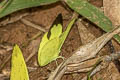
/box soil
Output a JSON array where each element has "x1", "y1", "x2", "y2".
[{"x1": 0, "y1": 0, "x2": 120, "y2": 80}]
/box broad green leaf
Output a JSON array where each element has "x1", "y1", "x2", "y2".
[
  {"x1": 66, "y1": 0, "x2": 120, "y2": 43},
  {"x1": 0, "y1": 0, "x2": 59, "y2": 18},
  {"x1": 10, "y1": 45, "x2": 29, "y2": 80},
  {"x1": 38, "y1": 19, "x2": 76, "y2": 66}
]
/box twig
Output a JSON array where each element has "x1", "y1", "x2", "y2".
[
  {"x1": 20, "y1": 18, "x2": 47, "y2": 32},
  {"x1": 81, "y1": 61, "x2": 108, "y2": 80},
  {"x1": 0, "y1": 73, "x2": 9, "y2": 80},
  {"x1": 1, "y1": 66, "x2": 37, "y2": 78},
  {"x1": 25, "y1": 39, "x2": 40, "y2": 62},
  {"x1": 107, "y1": 40, "x2": 120, "y2": 72},
  {"x1": 82, "y1": 51, "x2": 120, "y2": 80},
  {"x1": 20, "y1": 18, "x2": 47, "y2": 47},
  {"x1": 0, "y1": 43, "x2": 13, "y2": 72},
  {"x1": 29, "y1": 31, "x2": 42, "y2": 41},
  {"x1": 0, "y1": 13, "x2": 29, "y2": 26}
]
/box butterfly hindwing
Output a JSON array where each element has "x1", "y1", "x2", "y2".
[
  {"x1": 38, "y1": 38, "x2": 60, "y2": 66},
  {"x1": 39, "y1": 32, "x2": 49, "y2": 52}
]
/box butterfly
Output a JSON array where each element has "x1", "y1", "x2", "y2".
[{"x1": 38, "y1": 14, "x2": 76, "y2": 66}]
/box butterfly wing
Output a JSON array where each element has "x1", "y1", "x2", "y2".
[
  {"x1": 10, "y1": 45, "x2": 29, "y2": 80},
  {"x1": 58, "y1": 18, "x2": 76, "y2": 50},
  {"x1": 49, "y1": 24, "x2": 62, "y2": 39},
  {"x1": 38, "y1": 38, "x2": 60, "y2": 66},
  {"x1": 47, "y1": 13, "x2": 63, "y2": 39},
  {"x1": 39, "y1": 24, "x2": 62, "y2": 53},
  {"x1": 38, "y1": 23, "x2": 62, "y2": 66}
]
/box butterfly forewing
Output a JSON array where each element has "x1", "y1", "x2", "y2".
[
  {"x1": 49, "y1": 24, "x2": 62, "y2": 40},
  {"x1": 58, "y1": 18, "x2": 76, "y2": 49},
  {"x1": 47, "y1": 13, "x2": 63, "y2": 39},
  {"x1": 10, "y1": 45, "x2": 29, "y2": 80}
]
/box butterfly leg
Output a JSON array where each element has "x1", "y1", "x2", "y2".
[
  {"x1": 58, "y1": 56, "x2": 65, "y2": 61},
  {"x1": 55, "y1": 60, "x2": 59, "y2": 66},
  {"x1": 54, "y1": 56, "x2": 65, "y2": 66}
]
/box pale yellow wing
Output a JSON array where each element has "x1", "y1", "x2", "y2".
[{"x1": 10, "y1": 45, "x2": 29, "y2": 80}]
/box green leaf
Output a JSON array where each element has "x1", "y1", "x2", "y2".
[
  {"x1": 66, "y1": 0, "x2": 120, "y2": 43},
  {"x1": 10, "y1": 45, "x2": 29, "y2": 80},
  {"x1": 0, "y1": 0, "x2": 59, "y2": 18},
  {"x1": 38, "y1": 19, "x2": 76, "y2": 66}
]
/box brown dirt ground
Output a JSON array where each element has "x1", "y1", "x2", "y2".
[{"x1": 0, "y1": 0, "x2": 120, "y2": 80}]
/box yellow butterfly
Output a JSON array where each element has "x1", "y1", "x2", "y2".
[{"x1": 38, "y1": 18, "x2": 76, "y2": 66}]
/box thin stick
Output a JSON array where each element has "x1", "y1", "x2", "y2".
[{"x1": 21, "y1": 18, "x2": 47, "y2": 32}]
